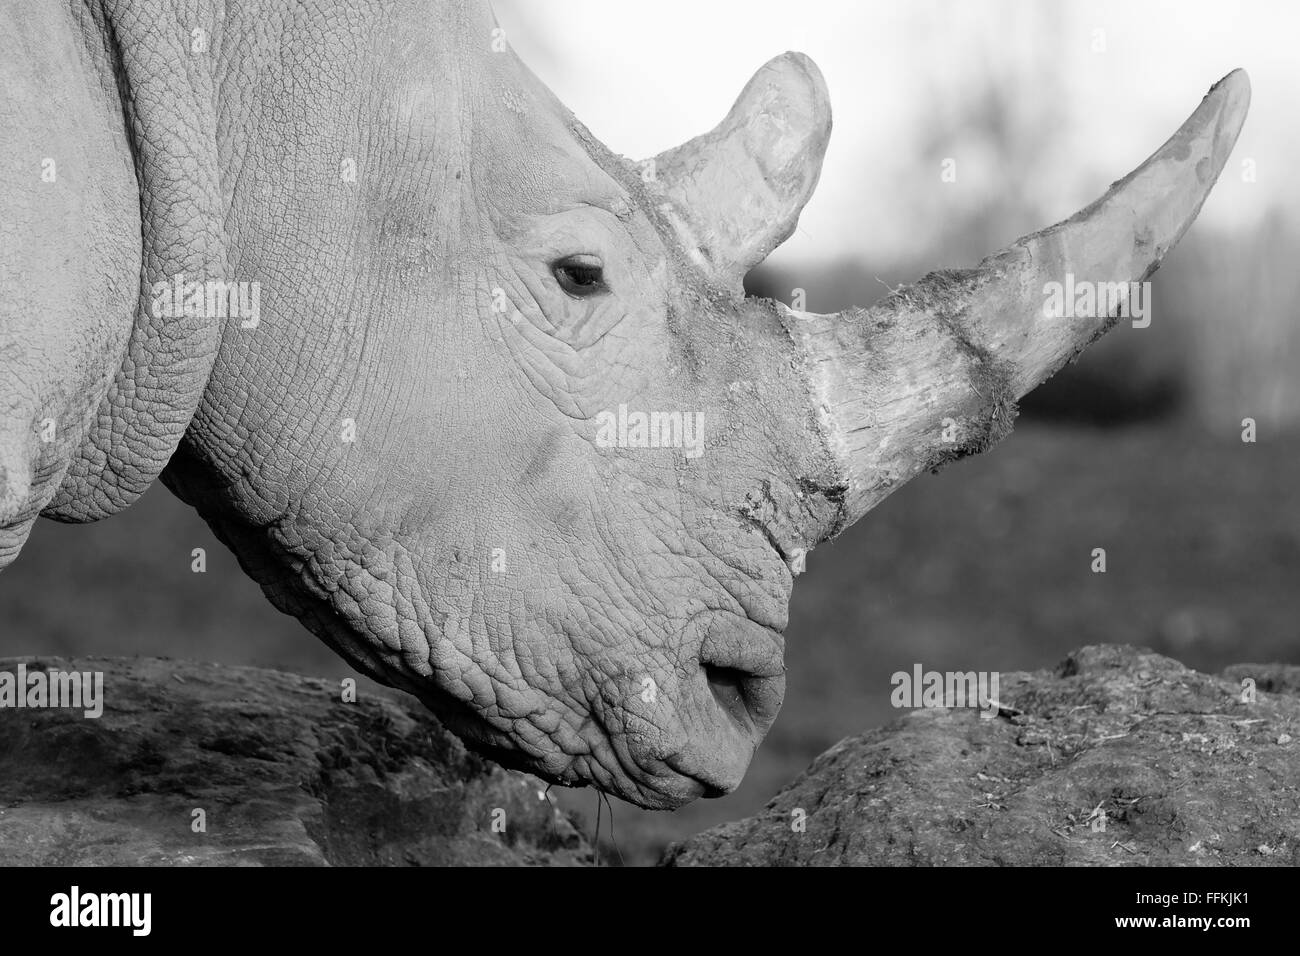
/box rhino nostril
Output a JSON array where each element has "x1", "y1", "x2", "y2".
[
  {"x1": 698, "y1": 618, "x2": 787, "y2": 737},
  {"x1": 704, "y1": 663, "x2": 753, "y2": 730}
]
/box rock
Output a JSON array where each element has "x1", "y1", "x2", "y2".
[
  {"x1": 663, "y1": 645, "x2": 1300, "y2": 866},
  {"x1": 1223, "y1": 661, "x2": 1300, "y2": 698},
  {"x1": 0, "y1": 656, "x2": 591, "y2": 865}
]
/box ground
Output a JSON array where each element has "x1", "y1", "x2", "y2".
[{"x1": 664, "y1": 645, "x2": 1300, "y2": 866}]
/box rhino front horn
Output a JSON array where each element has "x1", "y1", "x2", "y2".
[
  {"x1": 644, "y1": 52, "x2": 832, "y2": 286},
  {"x1": 783, "y1": 69, "x2": 1250, "y2": 532}
]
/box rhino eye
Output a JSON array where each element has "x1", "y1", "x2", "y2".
[{"x1": 553, "y1": 255, "x2": 606, "y2": 297}]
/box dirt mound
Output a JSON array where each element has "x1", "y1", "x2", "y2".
[
  {"x1": 664, "y1": 645, "x2": 1300, "y2": 866},
  {"x1": 0, "y1": 656, "x2": 590, "y2": 865}
]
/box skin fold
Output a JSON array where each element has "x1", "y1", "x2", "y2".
[{"x1": 0, "y1": 0, "x2": 1248, "y2": 809}]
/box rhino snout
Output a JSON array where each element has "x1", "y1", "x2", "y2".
[{"x1": 658, "y1": 617, "x2": 786, "y2": 800}]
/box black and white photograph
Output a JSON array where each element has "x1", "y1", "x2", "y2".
[{"x1": 0, "y1": 0, "x2": 1295, "y2": 928}]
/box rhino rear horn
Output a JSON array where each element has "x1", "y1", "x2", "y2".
[
  {"x1": 783, "y1": 69, "x2": 1251, "y2": 531},
  {"x1": 645, "y1": 52, "x2": 832, "y2": 286}
]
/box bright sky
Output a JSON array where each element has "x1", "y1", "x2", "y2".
[{"x1": 495, "y1": 0, "x2": 1296, "y2": 270}]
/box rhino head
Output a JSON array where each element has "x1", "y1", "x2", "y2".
[{"x1": 2, "y1": 1, "x2": 1248, "y2": 808}]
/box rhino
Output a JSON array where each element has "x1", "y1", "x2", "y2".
[{"x1": 0, "y1": 0, "x2": 1249, "y2": 809}]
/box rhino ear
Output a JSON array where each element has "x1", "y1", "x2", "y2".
[{"x1": 645, "y1": 52, "x2": 832, "y2": 287}]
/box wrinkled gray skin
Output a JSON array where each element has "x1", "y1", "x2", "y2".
[{"x1": 0, "y1": 0, "x2": 1248, "y2": 808}]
